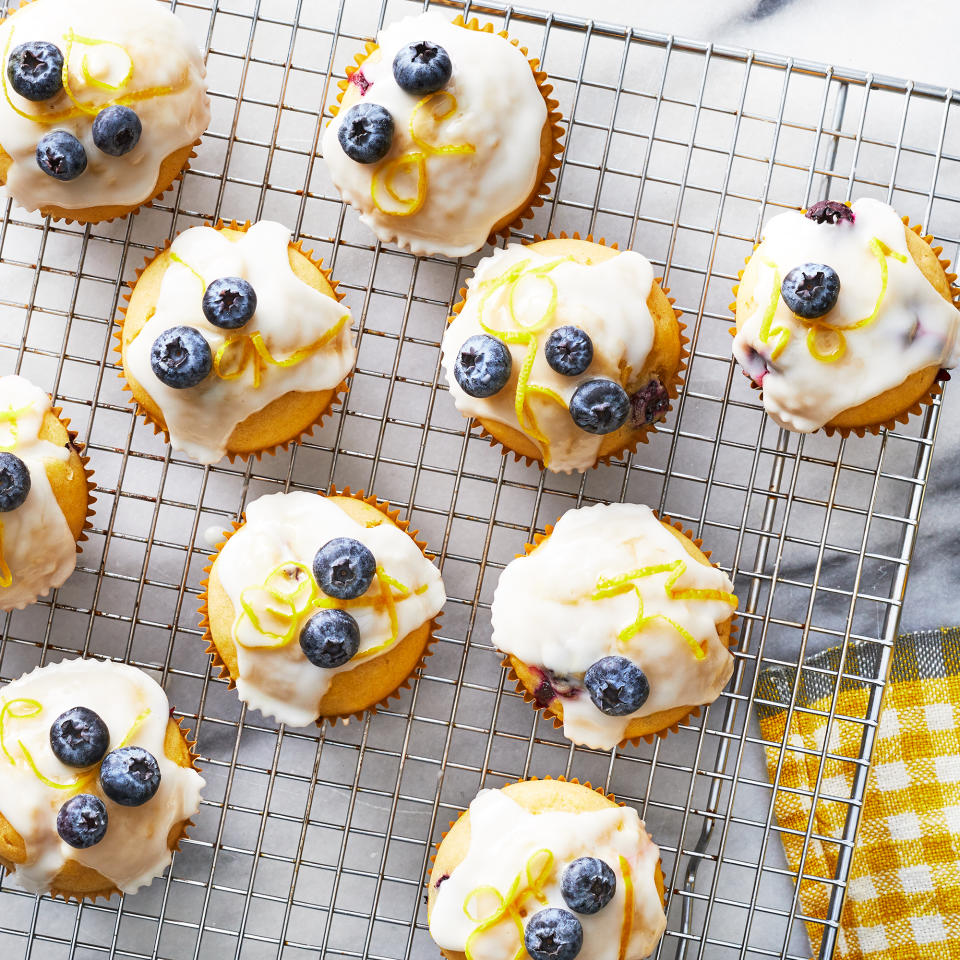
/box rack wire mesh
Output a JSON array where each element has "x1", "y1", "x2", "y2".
[{"x1": 0, "y1": 0, "x2": 956, "y2": 957}]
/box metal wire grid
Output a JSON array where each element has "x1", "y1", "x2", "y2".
[{"x1": 0, "y1": 0, "x2": 956, "y2": 957}]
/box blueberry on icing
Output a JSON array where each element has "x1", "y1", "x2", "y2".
[
  {"x1": 561, "y1": 856, "x2": 617, "y2": 915},
  {"x1": 35, "y1": 131, "x2": 87, "y2": 182},
  {"x1": 312, "y1": 537, "x2": 376, "y2": 600},
  {"x1": 0, "y1": 453, "x2": 31, "y2": 512},
  {"x1": 583, "y1": 655, "x2": 650, "y2": 717},
  {"x1": 544, "y1": 325, "x2": 594, "y2": 377},
  {"x1": 569, "y1": 379, "x2": 629, "y2": 435},
  {"x1": 454, "y1": 334, "x2": 512, "y2": 398},
  {"x1": 524, "y1": 907, "x2": 583, "y2": 960},
  {"x1": 99, "y1": 746, "x2": 162, "y2": 807},
  {"x1": 49, "y1": 706, "x2": 110, "y2": 768},
  {"x1": 299, "y1": 608, "x2": 361, "y2": 669},
  {"x1": 337, "y1": 102, "x2": 394, "y2": 164},
  {"x1": 202, "y1": 277, "x2": 258, "y2": 330},
  {"x1": 805, "y1": 200, "x2": 855, "y2": 225},
  {"x1": 150, "y1": 326, "x2": 213, "y2": 389},
  {"x1": 393, "y1": 41, "x2": 452, "y2": 95},
  {"x1": 56, "y1": 793, "x2": 108, "y2": 849},
  {"x1": 7, "y1": 41, "x2": 64, "y2": 102},
  {"x1": 780, "y1": 263, "x2": 841, "y2": 320},
  {"x1": 92, "y1": 106, "x2": 143, "y2": 157}
]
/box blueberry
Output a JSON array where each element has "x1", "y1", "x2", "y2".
[
  {"x1": 99, "y1": 746, "x2": 161, "y2": 807},
  {"x1": 49, "y1": 706, "x2": 110, "y2": 768},
  {"x1": 7, "y1": 41, "x2": 64, "y2": 102},
  {"x1": 629, "y1": 377, "x2": 670, "y2": 425},
  {"x1": 569, "y1": 379, "x2": 629, "y2": 435},
  {"x1": 36, "y1": 130, "x2": 87, "y2": 181},
  {"x1": 337, "y1": 102, "x2": 394, "y2": 164},
  {"x1": 524, "y1": 908, "x2": 583, "y2": 960},
  {"x1": 0, "y1": 453, "x2": 30, "y2": 512},
  {"x1": 453, "y1": 334, "x2": 512, "y2": 398},
  {"x1": 805, "y1": 200, "x2": 854, "y2": 226},
  {"x1": 392, "y1": 41, "x2": 452, "y2": 95},
  {"x1": 561, "y1": 857, "x2": 617, "y2": 914},
  {"x1": 545, "y1": 326, "x2": 593, "y2": 377},
  {"x1": 56, "y1": 794, "x2": 108, "y2": 849},
  {"x1": 202, "y1": 277, "x2": 257, "y2": 329},
  {"x1": 150, "y1": 326, "x2": 212, "y2": 389},
  {"x1": 313, "y1": 537, "x2": 377, "y2": 599},
  {"x1": 780, "y1": 263, "x2": 840, "y2": 319},
  {"x1": 92, "y1": 106, "x2": 142, "y2": 157},
  {"x1": 299, "y1": 609, "x2": 361, "y2": 669},
  {"x1": 584, "y1": 656, "x2": 649, "y2": 716}
]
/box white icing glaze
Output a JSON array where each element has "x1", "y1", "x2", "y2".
[
  {"x1": 124, "y1": 221, "x2": 357, "y2": 464},
  {"x1": 212, "y1": 491, "x2": 445, "y2": 727},
  {"x1": 732, "y1": 198, "x2": 960, "y2": 432},
  {"x1": 491, "y1": 503, "x2": 736, "y2": 750},
  {"x1": 0, "y1": 375, "x2": 78, "y2": 611},
  {"x1": 429, "y1": 788, "x2": 666, "y2": 960},
  {"x1": 0, "y1": 0, "x2": 209, "y2": 214},
  {"x1": 0, "y1": 658, "x2": 204, "y2": 895},
  {"x1": 441, "y1": 244, "x2": 657, "y2": 473},
  {"x1": 321, "y1": 13, "x2": 548, "y2": 257}
]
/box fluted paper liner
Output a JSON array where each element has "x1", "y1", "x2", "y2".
[
  {"x1": 426, "y1": 776, "x2": 667, "y2": 955},
  {"x1": 0, "y1": 0, "x2": 203, "y2": 225},
  {"x1": 499, "y1": 514, "x2": 738, "y2": 749},
  {"x1": 446, "y1": 232, "x2": 688, "y2": 471},
  {"x1": 114, "y1": 218, "x2": 352, "y2": 463},
  {"x1": 197, "y1": 485, "x2": 442, "y2": 728},
  {"x1": 328, "y1": 14, "x2": 565, "y2": 249},
  {"x1": 729, "y1": 206, "x2": 958, "y2": 438}
]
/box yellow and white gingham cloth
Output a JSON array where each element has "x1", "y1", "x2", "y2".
[{"x1": 756, "y1": 629, "x2": 960, "y2": 959}]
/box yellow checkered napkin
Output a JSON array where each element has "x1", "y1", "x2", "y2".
[{"x1": 756, "y1": 629, "x2": 960, "y2": 959}]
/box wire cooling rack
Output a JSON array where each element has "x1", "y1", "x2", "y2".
[{"x1": 0, "y1": 0, "x2": 957, "y2": 957}]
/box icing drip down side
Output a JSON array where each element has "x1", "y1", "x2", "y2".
[
  {"x1": 0, "y1": 658, "x2": 204, "y2": 895},
  {"x1": 441, "y1": 245, "x2": 658, "y2": 473},
  {"x1": 491, "y1": 503, "x2": 737, "y2": 750},
  {"x1": 321, "y1": 13, "x2": 547, "y2": 257},
  {"x1": 124, "y1": 221, "x2": 356, "y2": 464},
  {"x1": 0, "y1": 0, "x2": 210, "y2": 212},
  {"x1": 0, "y1": 375, "x2": 77, "y2": 611},
  {"x1": 732, "y1": 197, "x2": 960, "y2": 432},
  {"x1": 212, "y1": 492, "x2": 446, "y2": 727},
  {"x1": 429, "y1": 789, "x2": 666, "y2": 960}
]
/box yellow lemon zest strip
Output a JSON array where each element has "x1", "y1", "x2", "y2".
[
  {"x1": 832, "y1": 237, "x2": 908, "y2": 332},
  {"x1": 756, "y1": 257, "x2": 791, "y2": 361},
  {"x1": 592, "y1": 561, "x2": 738, "y2": 660},
  {"x1": 0, "y1": 401, "x2": 32, "y2": 452},
  {"x1": 0, "y1": 698, "x2": 41, "y2": 764},
  {"x1": 117, "y1": 708, "x2": 152, "y2": 748},
  {"x1": 168, "y1": 251, "x2": 206, "y2": 287},
  {"x1": 235, "y1": 562, "x2": 317, "y2": 650},
  {"x1": 805, "y1": 325, "x2": 846, "y2": 363},
  {"x1": 18, "y1": 740, "x2": 97, "y2": 790},
  {"x1": 0, "y1": 520, "x2": 12, "y2": 589},
  {"x1": 618, "y1": 855, "x2": 634, "y2": 960},
  {"x1": 463, "y1": 849, "x2": 554, "y2": 960},
  {"x1": 370, "y1": 91, "x2": 475, "y2": 217},
  {"x1": 73, "y1": 33, "x2": 135, "y2": 92}
]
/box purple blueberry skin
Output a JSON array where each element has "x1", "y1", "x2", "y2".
[
  {"x1": 805, "y1": 200, "x2": 854, "y2": 225},
  {"x1": 56, "y1": 793, "x2": 108, "y2": 849},
  {"x1": 629, "y1": 377, "x2": 670, "y2": 426},
  {"x1": 7, "y1": 41, "x2": 64, "y2": 101},
  {"x1": 99, "y1": 746, "x2": 162, "y2": 807},
  {"x1": 92, "y1": 105, "x2": 142, "y2": 157},
  {"x1": 0, "y1": 452, "x2": 31, "y2": 512},
  {"x1": 524, "y1": 907, "x2": 583, "y2": 960},
  {"x1": 392, "y1": 41, "x2": 452, "y2": 95},
  {"x1": 36, "y1": 130, "x2": 87, "y2": 181},
  {"x1": 49, "y1": 706, "x2": 110, "y2": 768},
  {"x1": 337, "y1": 102, "x2": 394, "y2": 164},
  {"x1": 780, "y1": 263, "x2": 841, "y2": 320}
]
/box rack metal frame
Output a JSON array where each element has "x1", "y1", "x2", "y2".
[{"x1": 0, "y1": 0, "x2": 956, "y2": 957}]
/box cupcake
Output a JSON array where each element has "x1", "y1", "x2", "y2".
[
  {"x1": 492, "y1": 503, "x2": 737, "y2": 750},
  {"x1": 200, "y1": 487, "x2": 446, "y2": 727},
  {"x1": 441, "y1": 236, "x2": 686, "y2": 473},
  {"x1": 322, "y1": 12, "x2": 563, "y2": 257},
  {"x1": 0, "y1": 374, "x2": 94, "y2": 611},
  {"x1": 0, "y1": 658, "x2": 204, "y2": 900},
  {"x1": 731, "y1": 198, "x2": 960, "y2": 434},
  {"x1": 428, "y1": 778, "x2": 666, "y2": 960},
  {"x1": 117, "y1": 219, "x2": 356, "y2": 465},
  {"x1": 0, "y1": 0, "x2": 209, "y2": 223}
]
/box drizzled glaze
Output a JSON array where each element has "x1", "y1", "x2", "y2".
[
  {"x1": 0, "y1": 658, "x2": 204, "y2": 895},
  {"x1": 0, "y1": 375, "x2": 77, "y2": 611},
  {"x1": 429, "y1": 789, "x2": 666, "y2": 960},
  {"x1": 123, "y1": 221, "x2": 356, "y2": 464},
  {"x1": 322, "y1": 13, "x2": 548, "y2": 257},
  {"x1": 732, "y1": 198, "x2": 960, "y2": 432},
  {"x1": 441, "y1": 244, "x2": 657, "y2": 473},
  {"x1": 211, "y1": 492, "x2": 445, "y2": 726},
  {"x1": 491, "y1": 503, "x2": 736, "y2": 750},
  {"x1": 0, "y1": 0, "x2": 209, "y2": 213}
]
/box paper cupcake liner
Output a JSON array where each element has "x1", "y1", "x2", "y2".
[
  {"x1": 729, "y1": 208, "x2": 957, "y2": 438},
  {"x1": 500, "y1": 514, "x2": 738, "y2": 749},
  {"x1": 428, "y1": 776, "x2": 667, "y2": 915},
  {"x1": 197, "y1": 484, "x2": 441, "y2": 728},
  {"x1": 448, "y1": 232, "x2": 688, "y2": 471},
  {"x1": 329, "y1": 15, "x2": 565, "y2": 249},
  {"x1": 114, "y1": 218, "x2": 352, "y2": 462}
]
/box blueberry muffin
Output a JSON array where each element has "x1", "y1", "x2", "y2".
[
  {"x1": 492, "y1": 502, "x2": 737, "y2": 749},
  {"x1": 732, "y1": 198, "x2": 959, "y2": 434},
  {"x1": 200, "y1": 488, "x2": 446, "y2": 726},
  {"x1": 118, "y1": 219, "x2": 356, "y2": 464},
  {"x1": 322, "y1": 11, "x2": 563, "y2": 257},
  {"x1": 441, "y1": 236, "x2": 686, "y2": 472},
  {"x1": 428, "y1": 778, "x2": 666, "y2": 960},
  {"x1": 0, "y1": 0, "x2": 209, "y2": 222},
  {"x1": 0, "y1": 658, "x2": 203, "y2": 899},
  {"x1": 0, "y1": 374, "x2": 94, "y2": 611}
]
